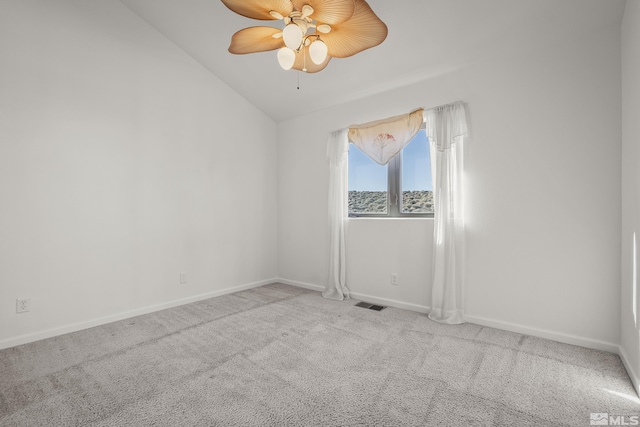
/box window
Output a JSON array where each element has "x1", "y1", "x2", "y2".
[{"x1": 348, "y1": 128, "x2": 433, "y2": 217}]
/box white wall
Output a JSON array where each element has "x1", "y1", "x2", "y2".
[
  {"x1": 0, "y1": 0, "x2": 278, "y2": 348},
  {"x1": 621, "y1": 0, "x2": 640, "y2": 393},
  {"x1": 0, "y1": 0, "x2": 625, "y2": 357},
  {"x1": 278, "y1": 21, "x2": 621, "y2": 350}
]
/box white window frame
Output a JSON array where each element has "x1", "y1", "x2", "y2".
[{"x1": 349, "y1": 125, "x2": 433, "y2": 218}]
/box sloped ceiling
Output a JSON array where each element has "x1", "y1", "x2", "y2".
[{"x1": 119, "y1": 0, "x2": 626, "y2": 122}]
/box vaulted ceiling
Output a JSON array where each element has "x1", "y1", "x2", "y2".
[{"x1": 119, "y1": 0, "x2": 626, "y2": 122}]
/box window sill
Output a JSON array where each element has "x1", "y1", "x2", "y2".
[{"x1": 348, "y1": 216, "x2": 434, "y2": 221}]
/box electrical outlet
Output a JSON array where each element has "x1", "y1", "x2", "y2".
[
  {"x1": 16, "y1": 298, "x2": 30, "y2": 313},
  {"x1": 391, "y1": 273, "x2": 398, "y2": 286},
  {"x1": 180, "y1": 272, "x2": 187, "y2": 284}
]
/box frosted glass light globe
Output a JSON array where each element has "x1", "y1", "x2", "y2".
[
  {"x1": 277, "y1": 47, "x2": 296, "y2": 70},
  {"x1": 283, "y1": 24, "x2": 303, "y2": 50},
  {"x1": 309, "y1": 40, "x2": 328, "y2": 65}
]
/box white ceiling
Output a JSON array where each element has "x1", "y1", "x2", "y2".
[{"x1": 119, "y1": 0, "x2": 626, "y2": 122}]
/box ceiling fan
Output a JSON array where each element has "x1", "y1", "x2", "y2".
[{"x1": 220, "y1": 0, "x2": 388, "y2": 73}]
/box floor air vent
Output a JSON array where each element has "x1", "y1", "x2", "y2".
[{"x1": 355, "y1": 301, "x2": 386, "y2": 311}]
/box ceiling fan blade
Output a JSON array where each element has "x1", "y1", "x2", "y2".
[
  {"x1": 220, "y1": 0, "x2": 293, "y2": 20},
  {"x1": 291, "y1": 46, "x2": 332, "y2": 73},
  {"x1": 229, "y1": 27, "x2": 285, "y2": 54},
  {"x1": 291, "y1": 0, "x2": 355, "y2": 25},
  {"x1": 320, "y1": 0, "x2": 387, "y2": 58}
]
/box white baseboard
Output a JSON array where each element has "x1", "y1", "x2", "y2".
[
  {"x1": 275, "y1": 278, "x2": 430, "y2": 313},
  {"x1": 282, "y1": 276, "x2": 635, "y2": 394},
  {"x1": 0, "y1": 278, "x2": 276, "y2": 350},
  {"x1": 278, "y1": 278, "x2": 619, "y2": 353},
  {"x1": 618, "y1": 345, "x2": 640, "y2": 396},
  {"x1": 5, "y1": 275, "x2": 625, "y2": 376},
  {"x1": 464, "y1": 314, "x2": 620, "y2": 354},
  {"x1": 349, "y1": 291, "x2": 430, "y2": 313},
  {"x1": 275, "y1": 278, "x2": 324, "y2": 292}
]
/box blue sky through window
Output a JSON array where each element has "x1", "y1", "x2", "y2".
[{"x1": 348, "y1": 129, "x2": 432, "y2": 191}]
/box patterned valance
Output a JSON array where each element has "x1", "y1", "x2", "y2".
[{"x1": 348, "y1": 108, "x2": 424, "y2": 165}]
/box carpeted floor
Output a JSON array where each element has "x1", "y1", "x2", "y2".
[{"x1": 0, "y1": 283, "x2": 638, "y2": 426}]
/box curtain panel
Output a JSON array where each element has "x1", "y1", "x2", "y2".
[
  {"x1": 324, "y1": 129, "x2": 350, "y2": 301},
  {"x1": 426, "y1": 101, "x2": 468, "y2": 324}
]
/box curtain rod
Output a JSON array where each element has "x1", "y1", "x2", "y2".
[
  {"x1": 425, "y1": 100, "x2": 465, "y2": 112},
  {"x1": 330, "y1": 101, "x2": 465, "y2": 134}
]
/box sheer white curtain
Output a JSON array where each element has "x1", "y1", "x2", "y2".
[
  {"x1": 425, "y1": 102, "x2": 468, "y2": 324},
  {"x1": 324, "y1": 129, "x2": 350, "y2": 300}
]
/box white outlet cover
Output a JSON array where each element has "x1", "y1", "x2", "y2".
[{"x1": 16, "y1": 298, "x2": 30, "y2": 313}]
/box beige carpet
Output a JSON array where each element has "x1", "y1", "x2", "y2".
[{"x1": 0, "y1": 283, "x2": 638, "y2": 426}]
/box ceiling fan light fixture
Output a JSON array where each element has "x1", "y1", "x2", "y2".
[
  {"x1": 283, "y1": 23, "x2": 304, "y2": 50},
  {"x1": 301, "y1": 5, "x2": 314, "y2": 17},
  {"x1": 222, "y1": 0, "x2": 387, "y2": 74},
  {"x1": 277, "y1": 46, "x2": 296, "y2": 70},
  {"x1": 309, "y1": 39, "x2": 328, "y2": 64}
]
